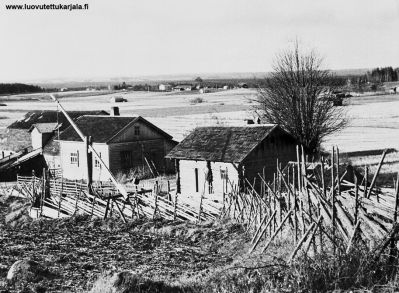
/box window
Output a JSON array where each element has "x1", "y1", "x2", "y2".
[
  {"x1": 134, "y1": 126, "x2": 140, "y2": 136},
  {"x1": 220, "y1": 169, "x2": 228, "y2": 180},
  {"x1": 120, "y1": 150, "x2": 133, "y2": 170},
  {"x1": 70, "y1": 151, "x2": 79, "y2": 165},
  {"x1": 208, "y1": 182, "x2": 214, "y2": 194},
  {"x1": 94, "y1": 153, "x2": 102, "y2": 169},
  {"x1": 194, "y1": 168, "x2": 199, "y2": 193}
]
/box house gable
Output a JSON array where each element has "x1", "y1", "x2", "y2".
[{"x1": 108, "y1": 117, "x2": 173, "y2": 144}]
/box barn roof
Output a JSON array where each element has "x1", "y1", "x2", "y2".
[
  {"x1": 58, "y1": 115, "x2": 173, "y2": 143},
  {"x1": 166, "y1": 125, "x2": 283, "y2": 163},
  {"x1": 8, "y1": 110, "x2": 108, "y2": 130}
]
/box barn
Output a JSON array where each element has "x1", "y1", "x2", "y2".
[
  {"x1": 57, "y1": 115, "x2": 177, "y2": 181},
  {"x1": 166, "y1": 125, "x2": 298, "y2": 197}
]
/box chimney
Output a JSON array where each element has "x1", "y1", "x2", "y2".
[{"x1": 110, "y1": 106, "x2": 120, "y2": 116}]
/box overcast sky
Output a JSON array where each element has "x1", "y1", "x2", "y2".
[{"x1": 1, "y1": 0, "x2": 399, "y2": 82}]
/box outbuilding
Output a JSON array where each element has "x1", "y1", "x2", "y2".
[{"x1": 166, "y1": 125, "x2": 298, "y2": 197}]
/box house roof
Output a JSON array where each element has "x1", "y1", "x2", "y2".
[
  {"x1": 29, "y1": 123, "x2": 59, "y2": 134},
  {"x1": 0, "y1": 110, "x2": 108, "y2": 152},
  {"x1": 8, "y1": 110, "x2": 108, "y2": 130},
  {"x1": 166, "y1": 125, "x2": 282, "y2": 163},
  {"x1": 58, "y1": 115, "x2": 173, "y2": 143}
]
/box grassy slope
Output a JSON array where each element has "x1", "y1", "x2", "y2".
[
  {"x1": 2, "y1": 194, "x2": 399, "y2": 293},
  {"x1": 0, "y1": 196, "x2": 249, "y2": 292}
]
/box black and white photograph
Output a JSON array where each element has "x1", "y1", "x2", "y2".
[{"x1": 1, "y1": 0, "x2": 399, "y2": 292}]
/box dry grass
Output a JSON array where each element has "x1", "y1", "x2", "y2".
[
  {"x1": 89, "y1": 233, "x2": 399, "y2": 293},
  {"x1": 341, "y1": 150, "x2": 399, "y2": 187},
  {"x1": 115, "y1": 166, "x2": 154, "y2": 184}
]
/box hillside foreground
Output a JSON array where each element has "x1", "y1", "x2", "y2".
[{"x1": 2, "y1": 190, "x2": 399, "y2": 293}]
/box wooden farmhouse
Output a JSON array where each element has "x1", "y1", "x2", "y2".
[
  {"x1": 57, "y1": 115, "x2": 177, "y2": 181},
  {"x1": 166, "y1": 125, "x2": 298, "y2": 197}
]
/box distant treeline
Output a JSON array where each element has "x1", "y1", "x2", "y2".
[
  {"x1": 0, "y1": 83, "x2": 43, "y2": 95},
  {"x1": 366, "y1": 67, "x2": 399, "y2": 83}
]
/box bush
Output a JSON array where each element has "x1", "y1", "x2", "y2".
[
  {"x1": 189, "y1": 97, "x2": 204, "y2": 105},
  {"x1": 116, "y1": 166, "x2": 154, "y2": 184}
]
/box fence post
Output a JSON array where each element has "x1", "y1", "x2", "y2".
[
  {"x1": 173, "y1": 193, "x2": 178, "y2": 220},
  {"x1": 40, "y1": 168, "x2": 46, "y2": 217},
  {"x1": 32, "y1": 170, "x2": 35, "y2": 200},
  {"x1": 331, "y1": 147, "x2": 336, "y2": 254},
  {"x1": 57, "y1": 178, "x2": 63, "y2": 218},
  {"x1": 389, "y1": 175, "x2": 399, "y2": 266},
  {"x1": 153, "y1": 191, "x2": 159, "y2": 220}
]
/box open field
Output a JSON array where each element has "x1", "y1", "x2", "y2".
[{"x1": 0, "y1": 89, "x2": 398, "y2": 152}]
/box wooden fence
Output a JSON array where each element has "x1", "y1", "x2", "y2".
[
  {"x1": 222, "y1": 146, "x2": 399, "y2": 261},
  {"x1": 11, "y1": 145, "x2": 399, "y2": 261}
]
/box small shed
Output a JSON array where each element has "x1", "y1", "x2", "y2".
[
  {"x1": 166, "y1": 125, "x2": 297, "y2": 197},
  {"x1": 29, "y1": 123, "x2": 58, "y2": 150}
]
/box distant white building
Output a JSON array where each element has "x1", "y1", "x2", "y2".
[
  {"x1": 173, "y1": 85, "x2": 192, "y2": 92},
  {"x1": 158, "y1": 84, "x2": 172, "y2": 91}
]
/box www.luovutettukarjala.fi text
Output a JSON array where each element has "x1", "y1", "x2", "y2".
[{"x1": 5, "y1": 3, "x2": 89, "y2": 11}]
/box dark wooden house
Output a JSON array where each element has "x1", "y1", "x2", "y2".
[{"x1": 166, "y1": 125, "x2": 297, "y2": 197}]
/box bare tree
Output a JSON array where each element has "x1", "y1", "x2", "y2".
[{"x1": 256, "y1": 43, "x2": 347, "y2": 154}]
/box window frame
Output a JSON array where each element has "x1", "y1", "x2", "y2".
[
  {"x1": 94, "y1": 152, "x2": 102, "y2": 169},
  {"x1": 134, "y1": 126, "x2": 140, "y2": 136},
  {"x1": 70, "y1": 151, "x2": 79, "y2": 166}
]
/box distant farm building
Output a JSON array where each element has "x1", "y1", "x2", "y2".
[
  {"x1": 57, "y1": 115, "x2": 177, "y2": 181},
  {"x1": 387, "y1": 87, "x2": 399, "y2": 94},
  {"x1": 199, "y1": 88, "x2": 210, "y2": 94},
  {"x1": 173, "y1": 85, "x2": 192, "y2": 92},
  {"x1": 166, "y1": 125, "x2": 297, "y2": 196},
  {"x1": 238, "y1": 83, "x2": 249, "y2": 89},
  {"x1": 110, "y1": 96, "x2": 127, "y2": 103},
  {"x1": 158, "y1": 84, "x2": 172, "y2": 91}
]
